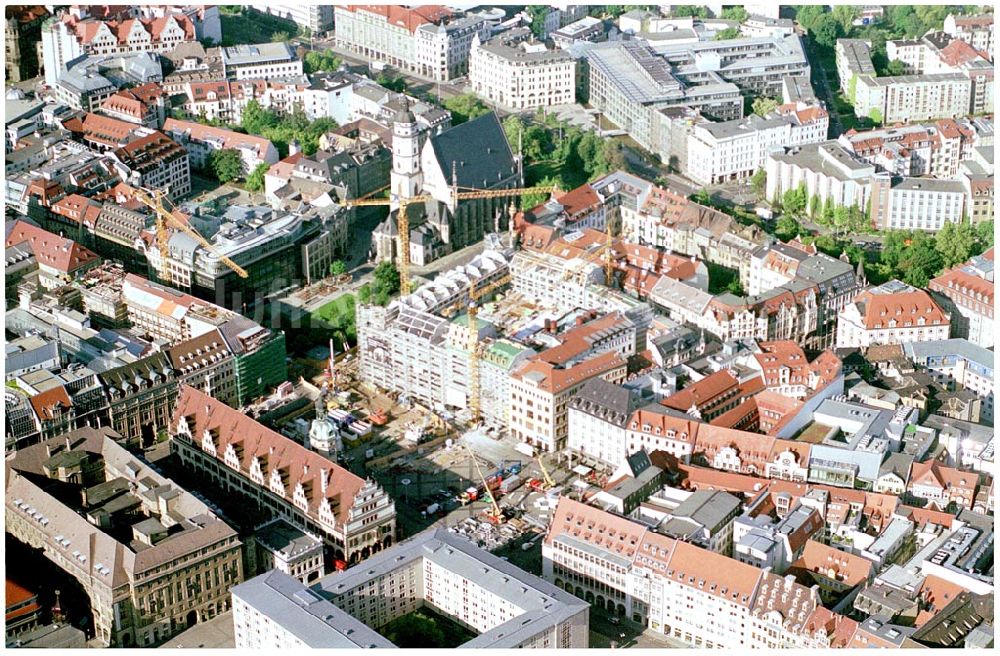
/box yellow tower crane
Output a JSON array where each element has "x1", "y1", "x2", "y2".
[
  {"x1": 133, "y1": 187, "x2": 249, "y2": 285},
  {"x1": 536, "y1": 453, "x2": 556, "y2": 491},
  {"x1": 336, "y1": 184, "x2": 559, "y2": 296}
]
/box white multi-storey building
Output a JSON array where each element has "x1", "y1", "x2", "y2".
[
  {"x1": 944, "y1": 13, "x2": 994, "y2": 58},
  {"x1": 929, "y1": 250, "x2": 994, "y2": 349},
  {"x1": 904, "y1": 338, "x2": 995, "y2": 424},
  {"x1": 311, "y1": 529, "x2": 589, "y2": 648},
  {"x1": 544, "y1": 498, "x2": 853, "y2": 649},
  {"x1": 686, "y1": 102, "x2": 829, "y2": 185},
  {"x1": 334, "y1": 5, "x2": 490, "y2": 81},
  {"x1": 836, "y1": 281, "x2": 951, "y2": 349},
  {"x1": 869, "y1": 175, "x2": 967, "y2": 232},
  {"x1": 766, "y1": 141, "x2": 874, "y2": 210},
  {"x1": 220, "y1": 42, "x2": 302, "y2": 80},
  {"x1": 251, "y1": 4, "x2": 334, "y2": 34},
  {"x1": 470, "y1": 29, "x2": 575, "y2": 110}
]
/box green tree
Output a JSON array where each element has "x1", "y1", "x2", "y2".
[
  {"x1": 721, "y1": 6, "x2": 749, "y2": 22},
  {"x1": 782, "y1": 184, "x2": 807, "y2": 218},
  {"x1": 775, "y1": 216, "x2": 801, "y2": 242},
  {"x1": 384, "y1": 614, "x2": 447, "y2": 648},
  {"x1": 208, "y1": 148, "x2": 244, "y2": 183},
  {"x1": 271, "y1": 30, "x2": 291, "y2": 42},
  {"x1": 526, "y1": 5, "x2": 551, "y2": 39},
  {"x1": 936, "y1": 219, "x2": 977, "y2": 268},
  {"x1": 358, "y1": 283, "x2": 372, "y2": 305},
  {"x1": 443, "y1": 93, "x2": 490, "y2": 125},
  {"x1": 714, "y1": 27, "x2": 741, "y2": 40},
  {"x1": 242, "y1": 99, "x2": 279, "y2": 135},
  {"x1": 671, "y1": 5, "x2": 709, "y2": 18},
  {"x1": 245, "y1": 162, "x2": 269, "y2": 192},
  {"x1": 813, "y1": 235, "x2": 842, "y2": 258},
  {"x1": 304, "y1": 50, "x2": 342, "y2": 74},
  {"x1": 794, "y1": 5, "x2": 826, "y2": 32},
  {"x1": 868, "y1": 108, "x2": 883, "y2": 125},
  {"x1": 751, "y1": 96, "x2": 780, "y2": 117},
  {"x1": 522, "y1": 176, "x2": 559, "y2": 209},
  {"x1": 809, "y1": 194, "x2": 822, "y2": 218},
  {"x1": 899, "y1": 232, "x2": 943, "y2": 287},
  {"x1": 750, "y1": 168, "x2": 767, "y2": 200},
  {"x1": 329, "y1": 260, "x2": 347, "y2": 277},
  {"x1": 376, "y1": 72, "x2": 407, "y2": 93},
  {"x1": 810, "y1": 14, "x2": 844, "y2": 49},
  {"x1": 831, "y1": 5, "x2": 857, "y2": 33},
  {"x1": 974, "y1": 219, "x2": 994, "y2": 250},
  {"x1": 373, "y1": 261, "x2": 401, "y2": 299},
  {"x1": 725, "y1": 278, "x2": 745, "y2": 296},
  {"x1": 885, "y1": 59, "x2": 907, "y2": 76}
]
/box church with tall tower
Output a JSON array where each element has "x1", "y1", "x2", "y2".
[{"x1": 372, "y1": 100, "x2": 521, "y2": 266}]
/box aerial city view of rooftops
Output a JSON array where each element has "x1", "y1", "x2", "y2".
[{"x1": 2, "y1": 2, "x2": 994, "y2": 651}]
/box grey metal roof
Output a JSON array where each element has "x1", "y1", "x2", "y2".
[
  {"x1": 668, "y1": 490, "x2": 741, "y2": 532},
  {"x1": 903, "y1": 339, "x2": 993, "y2": 372},
  {"x1": 314, "y1": 528, "x2": 588, "y2": 647},
  {"x1": 428, "y1": 112, "x2": 516, "y2": 189},
  {"x1": 569, "y1": 378, "x2": 641, "y2": 426},
  {"x1": 231, "y1": 570, "x2": 393, "y2": 648}
]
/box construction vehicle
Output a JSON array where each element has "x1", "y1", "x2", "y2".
[
  {"x1": 336, "y1": 183, "x2": 558, "y2": 296},
  {"x1": 133, "y1": 187, "x2": 249, "y2": 285},
  {"x1": 536, "y1": 454, "x2": 556, "y2": 491}
]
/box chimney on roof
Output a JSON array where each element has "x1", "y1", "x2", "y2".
[
  {"x1": 321, "y1": 468, "x2": 329, "y2": 494},
  {"x1": 303, "y1": 464, "x2": 309, "y2": 477},
  {"x1": 269, "y1": 446, "x2": 275, "y2": 456}
]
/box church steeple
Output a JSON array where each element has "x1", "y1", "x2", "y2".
[{"x1": 390, "y1": 96, "x2": 422, "y2": 206}]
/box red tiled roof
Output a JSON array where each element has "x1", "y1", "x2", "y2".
[
  {"x1": 916, "y1": 574, "x2": 971, "y2": 626},
  {"x1": 512, "y1": 350, "x2": 626, "y2": 394},
  {"x1": 804, "y1": 606, "x2": 859, "y2": 648},
  {"x1": 661, "y1": 369, "x2": 740, "y2": 413},
  {"x1": 854, "y1": 288, "x2": 949, "y2": 330},
  {"x1": 539, "y1": 312, "x2": 631, "y2": 366},
  {"x1": 163, "y1": 118, "x2": 274, "y2": 158},
  {"x1": 344, "y1": 5, "x2": 453, "y2": 32},
  {"x1": 173, "y1": 386, "x2": 366, "y2": 524},
  {"x1": 791, "y1": 540, "x2": 874, "y2": 589},
  {"x1": 692, "y1": 424, "x2": 776, "y2": 475},
  {"x1": 5, "y1": 220, "x2": 100, "y2": 273},
  {"x1": 27, "y1": 386, "x2": 73, "y2": 421}
]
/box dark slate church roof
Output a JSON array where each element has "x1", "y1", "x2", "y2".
[{"x1": 428, "y1": 112, "x2": 516, "y2": 189}]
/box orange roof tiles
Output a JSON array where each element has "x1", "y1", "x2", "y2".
[
  {"x1": 854, "y1": 288, "x2": 949, "y2": 330},
  {"x1": 513, "y1": 350, "x2": 626, "y2": 395},
  {"x1": 661, "y1": 369, "x2": 740, "y2": 413},
  {"x1": 693, "y1": 424, "x2": 776, "y2": 474},
  {"x1": 174, "y1": 386, "x2": 366, "y2": 524},
  {"x1": 344, "y1": 5, "x2": 453, "y2": 32},
  {"x1": 804, "y1": 606, "x2": 859, "y2": 648},
  {"x1": 916, "y1": 574, "x2": 971, "y2": 626},
  {"x1": 546, "y1": 497, "x2": 646, "y2": 559},
  {"x1": 27, "y1": 386, "x2": 73, "y2": 421},
  {"x1": 538, "y1": 312, "x2": 631, "y2": 366},
  {"x1": 6, "y1": 220, "x2": 100, "y2": 273},
  {"x1": 163, "y1": 118, "x2": 275, "y2": 157},
  {"x1": 791, "y1": 540, "x2": 875, "y2": 589},
  {"x1": 667, "y1": 540, "x2": 763, "y2": 607}
]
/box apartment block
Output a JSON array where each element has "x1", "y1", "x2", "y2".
[
  {"x1": 928, "y1": 250, "x2": 994, "y2": 348},
  {"x1": 470, "y1": 29, "x2": 576, "y2": 110},
  {"x1": 766, "y1": 141, "x2": 874, "y2": 211},
  {"x1": 334, "y1": 5, "x2": 490, "y2": 81},
  {"x1": 220, "y1": 42, "x2": 302, "y2": 80},
  {"x1": 869, "y1": 176, "x2": 967, "y2": 232},
  {"x1": 687, "y1": 102, "x2": 829, "y2": 185},
  {"x1": 903, "y1": 339, "x2": 994, "y2": 424},
  {"x1": 543, "y1": 497, "x2": 856, "y2": 648}
]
